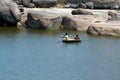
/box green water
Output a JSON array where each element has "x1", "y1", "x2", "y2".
[{"x1": 0, "y1": 27, "x2": 120, "y2": 80}]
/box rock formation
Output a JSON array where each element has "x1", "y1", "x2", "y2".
[
  {"x1": 1, "y1": 0, "x2": 120, "y2": 36},
  {"x1": 62, "y1": 15, "x2": 96, "y2": 31},
  {"x1": 71, "y1": 9, "x2": 93, "y2": 15},
  {"x1": 25, "y1": 11, "x2": 62, "y2": 30},
  {"x1": 32, "y1": 0, "x2": 57, "y2": 8},
  {"x1": 87, "y1": 22, "x2": 120, "y2": 36},
  {"x1": 21, "y1": 0, "x2": 36, "y2": 8},
  {"x1": 83, "y1": 0, "x2": 120, "y2": 9},
  {"x1": 63, "y1": 0, "x2": 120, "y2": 9},
  {"x1": 0, "y1": 0, "x2": 21, "y2": 25}
]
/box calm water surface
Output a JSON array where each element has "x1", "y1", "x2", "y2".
[{"x1": 0, "y1": 27, "x2": 120, "y2": 80}]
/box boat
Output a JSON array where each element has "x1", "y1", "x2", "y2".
[{"x1": 62, "y1": 38, "x2": 81, "y2": 43}]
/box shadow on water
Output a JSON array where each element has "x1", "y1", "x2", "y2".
[{"x1": 62, "y1": 42, "x2": 81, "y2": 48}]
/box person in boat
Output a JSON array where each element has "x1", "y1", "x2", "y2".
[
  {"x1": 74, "y1": 34, "x2": 80, "y2": 40},
  {"x1": 64, "y1": 33, "x2": 68, "y2": 40}
]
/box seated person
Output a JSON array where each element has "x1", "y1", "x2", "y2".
[
  {"x1": 74, "y1": 34, "x2": 80, "y2": 40},
  {"x1": 65, "y1": 33, "x2": 68, "y2": 40}
]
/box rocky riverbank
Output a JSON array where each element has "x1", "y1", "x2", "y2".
[
  {"x1": 18, "y1": 8, "x2": 120, "y2": 36},
  {"x1": 1, "y1": 0, "x2": 120, "y2": 36}
]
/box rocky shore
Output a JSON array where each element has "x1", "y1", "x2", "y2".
[{"x1": 1, "y1": 0, "x2": 120, "y2": 36}]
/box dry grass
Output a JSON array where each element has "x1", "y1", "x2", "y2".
[
  {"x1": 57, "y1": 0, "x2": 64, "y2": 8},
  {"x1": 57, "y1": 3, "x2": 64, "y2": 8}
]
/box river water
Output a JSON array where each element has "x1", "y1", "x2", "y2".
[{"x1": 0, "y1": 27, "x2": 120, "y2": 80}]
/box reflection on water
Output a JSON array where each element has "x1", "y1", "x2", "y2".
[
  {"x1": 0, "y1": 27, "x2": 120, "y2": 80},
  {"x1": 62, "y1": 42, "x2": 80, "y2": 48}
]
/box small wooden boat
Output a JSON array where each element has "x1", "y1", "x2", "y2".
[{"x1": 62, "y1": 38, "x2": 81, "y2": 43}]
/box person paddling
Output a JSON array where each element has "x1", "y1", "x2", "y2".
[
  {"x1": 74, "y1": 34, "x2": 80, "y2": 40},
  {"x1": 65, "y1": 33, "x2": 68, "y2": 40}
]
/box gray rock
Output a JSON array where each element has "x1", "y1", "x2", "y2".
[
  {"x1": 82, "y1": 0, "x2": 120, "y2": 9},
  {"x1": 25, "y1": 11, "x2": 62, "y2": 30},
  {"x1": 111, "y1": 4, "x2": 119, "y2": 9},
  {"x1": 21, "y1": 0, "x2": 31, "y2": 6},
  {"x1": 62, "y1": 17, "x2": 77, "y2": 30},
  {"x1": 28, "y1": 3, "x2": 36, "y2": 8},
  {"x1": 79, "y1": 3, "x2": 87, "y2": 9},
  {"x1": 32, "y1": 0, "x2": 57, "y2": 8},
  {"x1": 87, "y1": 22, "x2": 120, "y2": 36},
  {"x1": 0, "y1": 0, "x2": 21, "y2": 25},
  {"x1": 62, "y1": 15, "x2": 96, "y2": 31},
  {"x1": 7, "y1": 2, "x2": 21, "y2": 21},
  {"x1": 21, "y1": 0, "x2": 35, "y2": 8},
  {"x1": 64, "y1": 3, "x2": 71, "y2": 8},
  {"x1": 62, "y1": 0, "x2": 120, "y2": 9},
  {"x1": 70, "y1": 4, "x2": 79, "y2": 8},
  {"x1": 71, "y1": 9, "x2": 93, "y2": 15},
  {"x1": 85, "y1": 2, "x2": 94, "y2": 9}
]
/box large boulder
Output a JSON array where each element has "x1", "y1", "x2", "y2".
[
  {"x1": 32, "y1": 0, "x2": 57, "y2": 8},
  {"x1": 71, "y1": 9, "x2": 93, "y2": 15},
  {"x1": 25, "y1": 11, "x2": 62, "y2": 30},
  {"x1": 87, "y1": 22, "x2": 120, "y2": 36},
  {"x1": 62, "y1": 9, "x2": 112, "y2": 31},
  {"x1": 62, "y1": 17, "x2": 77, "y2": 30},
  {"x1": 7, "y1": 2, "x2": 21, "y2": 22},
  {"x1": 21, "y1": 0, "x2": 31, "y2": 5},
  {"x1": 85, "y1": 2, "x2": 94, "y2": 9},
  {"x1": 0, "y1": 0, "x2": 21, "y2": 25},
  {"x1": 62, "y1": 15, "x2": 96, "y2": 31},
  {"x1": 21, "y1": 0, "x2": 36, "y2": 8}
]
